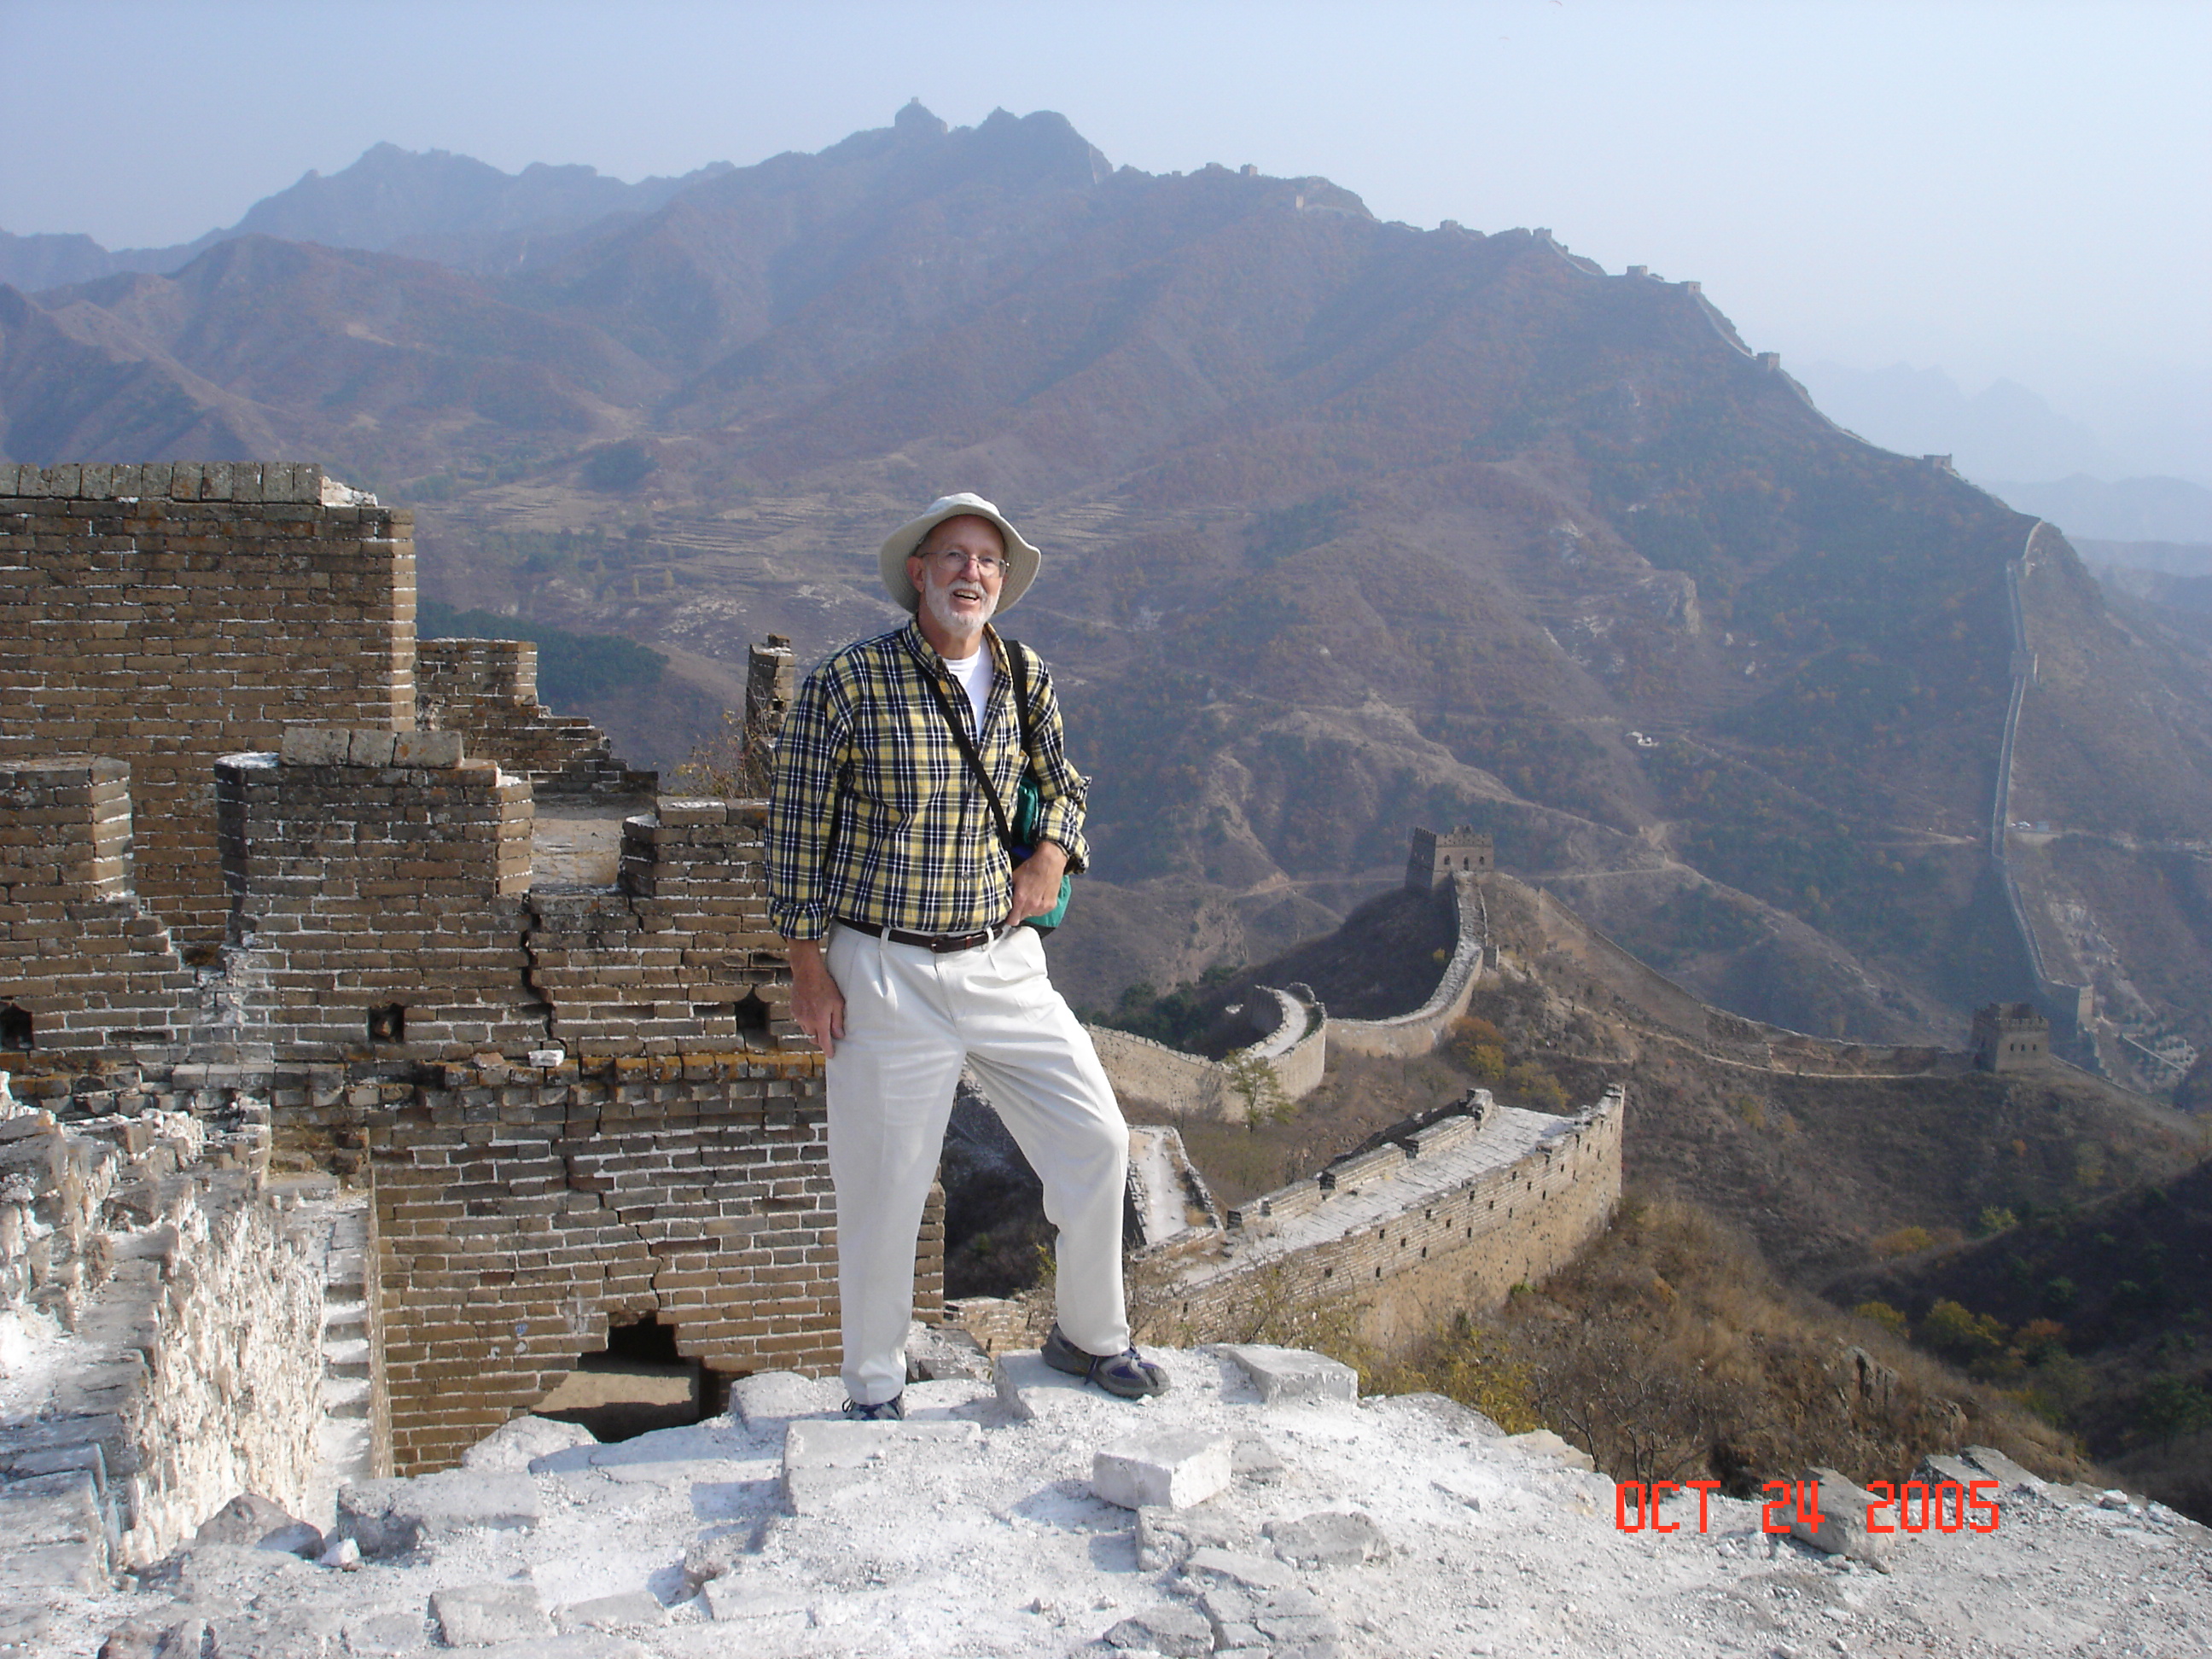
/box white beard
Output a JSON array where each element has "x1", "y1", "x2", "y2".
[{"x1": 922, "y1": 576, "x2": 997, "y2": 646}]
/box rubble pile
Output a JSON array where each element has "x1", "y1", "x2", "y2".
[
  {"x1": 5, "y1": 1336, "x2": 2208, "y2": 1656},
  {"x1": 0, "y1": 1075, "x2": 323, "y2": 1598}
]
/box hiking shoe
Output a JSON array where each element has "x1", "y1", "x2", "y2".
[
  {"x1": 841, "y1": 1394, "x2": 905, "y2": 1421},
  {"x1": 1041, "y1": 1324, "x2": 1170, "y2": 1400}
]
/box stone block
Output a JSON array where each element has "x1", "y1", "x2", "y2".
[
  {"x1": 656, "y1": 800, "x2": 726, "y2": 827},
  {"x1": 347, "y1": 729, "x2": 397, "y2": 767},
  {"x1": 464, "y1": 1413, "x2": 597, "y2": 1473},
  {"x1": 1103, "y1": 1604, "x2": 1214, "y2": 1656},
  {"x1": 391, "y1": 729, "x2": 464, "y2": 768},
  {"x1": 1265, "y1": 1509, "x2": 1388, "y2": 1568},
  {"x1": 1220, "y1": 1344, "x2": 1358, "y2": 1406},
  {"x1": 782, "y1": 1418, "x2": 984, "y2": 1513},
  {"x1": 0, "y1": 1480, "x2": 102, "y2": 1547},
  {"x1": 732, "y1": 1370, "x2": 835, "y2": 1427},
  {"x1": 432, "y1": 1581, "x2": 555, "y2": 1646},
  {"x1": 279, "y1": 727, "x2": 352, "y2": 766},
  {"x1": 1789, "y1": 1466, "x2": 1894, "y2": 1573},
  {"x1": 1916, "y1": 1452, "x2": 1982, "y2": 1489},
  {"x1": 336, "y1": 1470, "x2": 541, "y2": 1557},
  {"x1": 905, "y1": 1318, "x2": 992, "y2": 1382},
  {"x1": 1505, "y1": 1429, "x2": 1594, "y2": 1472},
  {"x1": 702, "y1": 1579, "x2": 812, "y2": 1630},
  {"x1": 1135, "y1": 1501, "x2": 1244, "y2": 1571},
  {"x1": 0, "y1": 1540, "x2": 104, "y2": 1593},
  {"x1": 1179, "y1": 1547, "x2": 1300, "y2": 1594},
  {"x1": 1093, "y1": 1427, "x2": 1232, "y2": 1511},
  {"x1": 193, "y1": 1492, "x2": 315, "y2": 1553},
  {"x1": 993, "y1": 1348, "x2": 1152, "y2": 1427},
  {"x1": 557, "y1": 1591, "x2": 667, "y2": 1631},
  {"x1": 1962, "y1": 1444, "x2": 2042, "y2": 1489}
]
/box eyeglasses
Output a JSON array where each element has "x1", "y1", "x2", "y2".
[{"x1": 923, "y1": 547, "x2": 1009, "y2": 578}]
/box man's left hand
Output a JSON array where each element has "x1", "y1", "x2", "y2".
[{"x1": 1005, "y1": 839, "x2": 1068, "y2": 928}]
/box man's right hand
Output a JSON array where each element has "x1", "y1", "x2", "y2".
[{"x1": 787, "y1": 937, "x2": 847, "y2": 1058}]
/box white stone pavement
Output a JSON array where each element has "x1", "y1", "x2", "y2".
[{"x1": 12, "y1": 1344, "x2": 2210, "y2": 1658}]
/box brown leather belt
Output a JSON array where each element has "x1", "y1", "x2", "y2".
[{"x1": 834, "y1": 919, "x2": 997, "y2": 954}]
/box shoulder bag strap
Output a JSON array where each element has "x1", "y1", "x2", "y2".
[{"x1": 1003, "y1": 635, "x2": 1039, "y2": 761}]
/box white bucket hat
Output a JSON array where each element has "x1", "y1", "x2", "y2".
[{"x1": 878, "y1": 492, "x2": 1041, "y2": 614}]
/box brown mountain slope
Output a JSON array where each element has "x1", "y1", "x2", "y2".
[
  {"x1": 10, "y1": 237, "x2": 667, "y2": 478},
  {"x1": 9, "y1": 107, "x2": 2211, "y2": 1067},
  {"x1": 0, "y1": 283, "x2": 281, "y2": 461}
]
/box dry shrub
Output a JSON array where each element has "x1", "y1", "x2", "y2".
[
  {"x1": 1358, "y1": 1314, "x2": 1543, "y2": 1435},
  {"x1": 1477, "y1": 1197, "x2": 2084, "y2": 1491}
]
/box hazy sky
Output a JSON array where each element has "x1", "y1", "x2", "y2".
[{"x1": 3, "y1": 0, "x2": 2204, "y2": 476}]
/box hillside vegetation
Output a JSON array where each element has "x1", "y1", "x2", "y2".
[{"x1": 1835, "y1": 1159, "x2": 2212, "y2": 1521}]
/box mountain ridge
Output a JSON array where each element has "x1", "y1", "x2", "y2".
[{"x1": 3, "y1": 107, "x2": 2207, "y2": 1085}]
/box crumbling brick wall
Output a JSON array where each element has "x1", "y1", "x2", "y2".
[
  {"x1": 215, "y1": 738, "x2": 548, "y2": 1060},
  {"x1": 360, "y1": 1054, "x2": 895, "y2": 1474},
  {"x1": 415, "y1": 638, "x2": 654, "y2": 797},
  {"x1": 0, "y1": 759, "x2": 195, "y2": 1057},
  {"x1": 212, "y1": 737, "x2": 800, "y2": 1062},
  {"x1": 0, "y1": 463, "x2": 416, "y2": 952},
  {"x1": 529, "y1": 800, "x2": 795, "y2": 1054},
  {"x1": 0, "y1": 1081, "x2": 323, "y2": 1578}
]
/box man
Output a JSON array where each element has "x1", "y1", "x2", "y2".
[{"x1": 765, "y1": 492, "x2": 1167, "y2": 1420}]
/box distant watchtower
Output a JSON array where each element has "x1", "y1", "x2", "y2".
[
  {"x1": 746, "y1": 634, "x2": 795, "y2": 735},
  {"x1": 1407, "y1": 825, "x2": 1493, "y2": 892},
  {"x1": 1972, "y1": 1003, "x2": 2050, "y2": 1072}
]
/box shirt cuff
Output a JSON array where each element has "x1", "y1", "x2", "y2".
[{"x1": 771, "y1": 902, "x2": 828, "y2": 942}]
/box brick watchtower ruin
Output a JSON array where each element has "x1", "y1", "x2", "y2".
[
  {"x1": 0, "y1": 462, "x2": 877, "y2": 1475},
  {"x1": 1971, "y1": 1003, "x2": 2051, "y2": 1071},
  {"x1": 1406, "y1": 825, "x2": 1493, "y2": 892}
]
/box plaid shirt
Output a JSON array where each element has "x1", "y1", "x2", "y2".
[{"x1": 765, "y1": 620, "x2": 1090, "y2": 941}]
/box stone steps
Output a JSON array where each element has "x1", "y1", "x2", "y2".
[
  {"x1": 318, "y1": 1205, "x2": 377, "y2": 1463},
  {"x1": 275, "y1": 1185, "x2": 381, "y2": 1528}
]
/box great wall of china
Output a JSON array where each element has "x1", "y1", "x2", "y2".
[{"x1": 0, "y1": 462, "x2": 1627, "y2": 1596}]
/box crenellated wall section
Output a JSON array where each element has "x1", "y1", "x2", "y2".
[
  {"x1": 0, "y1": 463, "x2": 416, "y2": 951},
  {"x1": 0, "y1": 463, "x2": 859, "y2": 1497}
]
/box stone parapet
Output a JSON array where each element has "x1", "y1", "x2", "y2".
[
  {"x1": 1332, "y1": 873, "x2": 1487, "y2": 1058},
  {"x1": 215, "y1": 748, "x2": 546, "y2": 1061},
  {"x1": 1126, "y1": 1087, "x2": 1625, "y2": 1352}
]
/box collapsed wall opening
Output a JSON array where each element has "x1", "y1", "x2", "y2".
[
  {"x1": 0, "y1": 999, "x2": 31, "y2": 1051},
  {"x1": 529, "y1": 1315, "x2": 727, "y2": 1441}
]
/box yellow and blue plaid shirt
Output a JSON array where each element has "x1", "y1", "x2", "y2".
[{"x1": 765, "y1": 620, "x2": 1090, "y2": 941}]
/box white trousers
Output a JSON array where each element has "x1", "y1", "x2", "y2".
[{"x1": 824, "y1": 923, "x2": 1132, "y2": 1406}]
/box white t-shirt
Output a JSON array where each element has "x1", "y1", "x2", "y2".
[{"x1": 944, "y1": 646, "x2": 995, "y2": 736}]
